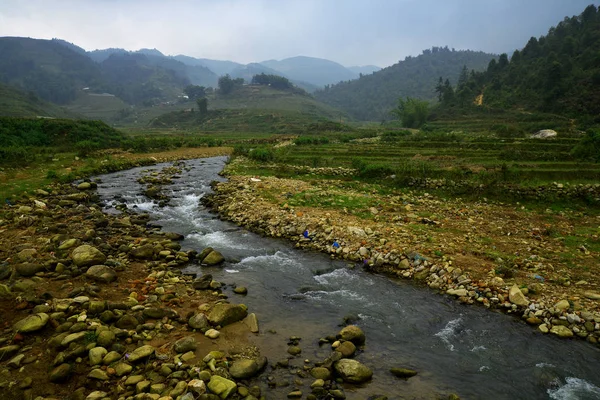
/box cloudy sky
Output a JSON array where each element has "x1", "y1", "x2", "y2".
[{"x1": 0, "y1": 0, "x2": 597, "y2": 68}]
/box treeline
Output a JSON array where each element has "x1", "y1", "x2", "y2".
[
  {"x1": 436, "y1": 4, "x2": 600, "y2": 124},
  {"x1": 314, "y1": 47, "x2": 495, "y2": 121}
]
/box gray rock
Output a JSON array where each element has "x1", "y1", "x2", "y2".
[
  {"x1": 115, "y1": 314, "x2": 139, "y2": 330},
  {"x1": 334, "y1": 359, "x2": 373, "y2": 383},
  {"x1": 85, "y1": 265, "x2": 117, "y2": 283},
  {"x1": 310, "y1": 367, "x2": 332, "y2": 380},
  {"x1": 243, "y1": 313, "x2": 259, "y2": 333},
  {"x1": 114, "y1": 362, "x2": 133, "y2": 376},
  {"x1": 13, "y1": 313, "x2": 49, "y2": 333},
  {"x1": 174, "y1": 336, "x2": 197, "y2": 353},
  {"x1": 338, "y1": 325, "x2": 365, "y2": 345},
  {"x1": 208, "y1": 303, "x2": 248, "y2": 327},
  {"x1": 130, "y1": 244, "x2": 156, "y2": 260},
  {"x1": 128, "y1": 345, "x2": 155, "y2": 362},
  {"x1": 229, "y1": 358, "x2": 260, "y2": 379},
  {"x1": 335, "y1": 341, "x2": 356, "y2": 358},
  {"x1": 71, "y1": 245, "x2": 107, "y2": 267},
  {"x1": 188, "y1": 313, "x2": 210, "y2": 330},
  {"x1": 143, "y1": 307, "x2": 167, "y2": 319}
]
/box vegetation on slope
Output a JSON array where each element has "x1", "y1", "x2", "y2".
[
  {"x1": 0, "y1": 82, "x2": 80, "y2": 119},
  {"x1": 314, "y1": 47, "x2": 495, "y2": 121}
]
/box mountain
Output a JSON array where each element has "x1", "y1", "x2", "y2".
[
  {"x1": 440, "y1": 4, "x2": 600, "y2": 121},
  {"x1": 348, "y1": 65, "x2": 381, "y2": 75},
  {"x1": 0, "y1": 37, "x2": 104, "y2": 104},
  {"x1": 173, "y1": 55, "x2": 242, "y2": 76},
  {"x1": 0, "y1": 82, "x2": 80, "y2": 118},
  {"x1": 314, "y1": 47, "x2": 496, "y2": 121},
  {"x1": 260, "y1": 56, "x2": 359, "y2": 87}
]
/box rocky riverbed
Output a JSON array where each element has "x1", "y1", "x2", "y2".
[
  {"x1": 206, "y1": 157, "x2": 600, "y2": 346},
  {"x1": 0, "y1": 161, "x2": 407, "y2": 400}
]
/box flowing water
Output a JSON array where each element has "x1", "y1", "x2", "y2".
[{"x1": 95, "y1": 157, "x2": 600, "y2": 399}]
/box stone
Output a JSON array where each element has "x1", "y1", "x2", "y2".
[
  {"x1": 102, "y1": 351, "x2": 121, "y2": 365},
  {"x1": 88, "y1": 368, "x2": 109, "y2": 381},
  {"x1": 229, "y1": 358, "x2": 260, "y2": 379},
  {"x1": 310, "y1": 367, "x2": 332, "y2": 380},
  {"x1": 130, "y1": 244, "x2": 156, "y2": 260},
  {"x1": 86, "y1": 392, "x2": 108, "y2": 400},
  {"x1": 58, "y1": 238, "x2": 80, "y2": 250},
  {"x1": 77, "y1": 182, "x2": 92, "y2": 190},
  {"x1": 97, "y1": 330, "x2": 115, "y2": 348},
  {"x1": 15, "y1": 263, "x2": 43, "y2": 277},
  {"x1": 555, "y1": 300, "x2": 570, "y2": 311},
  {"x1": 125, "y1": 375, "x2": 145, "y2": 386},
  {"x1": 550, "y1": 325, "x2": 574, "y2": 338},
  {"x1": 335, "y1": 341, "x2": 356, "y2": 358},
  {"x1": 334, "y1": 359, "x2": 373, "y2": 383},
  {"x1": 170, "y1": 381, "x2": 188, "y2": 397},
  {"x1": 288, "y1": 346, "x2": 301, "y2": 356},
  {"x1": 61, "y1": 331, "x2": 87, "y2": 346},
  {"x1": 390, "y1": 367, "x2": 418, "y2": 378},
  {"x1": 89, "y1": 347, "x2": 108, "y2": 366},
  {"x1": 243, "y1": 313, "x2": 259, "y2": 333},
  {"x1": 287, "y1": 390, "x2": 303, "y2": 398},
  {"x1": 508, "y1": 285, "x2": 529, "y2": 307},
  {"x1": 115, "y1": 314, "x2": 139, "y2": 330},
  {"x1": 205, "y1": 329, "x2": 220, "y2": 339},
  {"x1": 128, "y1": 345, "x2": 155, "y2": 362},
  {"x1": 114, "y1": 362, "x2": 133, "y2": 376},
  {"x1": 85, "y1": 265, "x2": 117, "y2": 283},
  {"x1": 446, "y1": 288, "x2": 468, "y2": 297},
  {"x1": 202, "y1": 250, "x2": 225, "y2": 265},
  {"x1": 531, "y1": 129, "x2": 557, "y2": 139},
  {"x1": 143, "y1": 307, "x2": 167, "y2": 319},
  {"x1": 188, "y1": 313, "x2": 210, "y2": 330},
  {"x1": 192, "y1": 274, "x2": 213, "y2": 290},
  {"x1": 233, "y1": 286, "x2": 248, "y2": 295},
  {"x1": 13, "y1": 313, "x2": 49, "y2": 333},
  {"x1": 174, "y1": 336, "x2": 197, "y2": 353},
  {"x1": 136, "y1": 380, "x2": 151, "y2": 394},
  {"x1": 208, "y1": 375, "x2": 237, "y2": 399},
  {"x1": 71, "y1": 245, "x2": 107, "y2": 267},
  {"x1": 197, "y1": 247, "x2": 214, "y2": 263},
  {"x1": 208, "y1": 303, "x2": 248, "y2": 327},
  {"x1": 0, "y1": 345, "x2": 20, "y2": 359},
  {"x1": 338, "y1": 325, "x2": 365, "y2": 345},
  {"x1": 584, "y1": 292, "x2": 600, "y2": 300},
  {"x1": 49, "y1": 363, "x2": 72, "y2": 382},
  {"x1": 188, "y1": 379, "x2": 207, "y2": 395}
]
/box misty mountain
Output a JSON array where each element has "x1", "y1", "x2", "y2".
[
  {"x1": 260, "y1": 56, "x2": 359, "y2": 87},
  {"x1": 0, "y1": 37, "x2": 103, "y2": 104},
  {"x1": 348, "y1": 65, "x2": 381, "y2": 75},
  {"x1": 172, "y1": 55, "x2": 242, "y2": 76},
  {"x1": 314, "y1": 47, "x2": 496, "y2": 121}
]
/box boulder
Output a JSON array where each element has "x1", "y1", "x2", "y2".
[
  {"x1": 335, "y1": 341, "x2": 356, "y2": 358},
  {"x1": 15, "y1": 263, "x2": 43, "y2": 277},
  {"x1": 334, "y1": 359, "x2": 372, "y2": 383},
  {"x1": 390, "y1": 367, "x2": 418, "y2": 378},
  {"x1": 229, "y1": 359, "x2": 260, "y2": 379},
  {"x1": 208, "y1": 375, "x2": 237, "y2": 399},
  {"x1": 310, "y1": 367, "x2": 332, "y2": 380},
  {"x1": 13, "y1": 313, "x2": 49, "y2": 333},
  {"x1": 196, "y1": 247, "x2": 214, "y2": 263},
  {"x1": 531, "y1": 129, "x2": 557, "y2": 139},
  {"x1": 188, "y1": 313, "x2": 210, "y2": 330},
  {"x1": 192, "y1": 274, "x2": 213, "y2": 290},
  {"x1": 71, "y1": 245, "x2": 106, "y2": 267},
  {"x1": 173, "y1": 336, "x2": 197, "y2": 353},
  {"x1": 338, "y1": 325, "x2": 365, "y2": 345},
  {"x1": 85, "y1": 265, "x2": 117, "y2": 283},
  {"x1": 202, "y1": 250, "x2": 225, "y2": 266},
  {"x1": 130, "y1": 244, "x2": 156, "y2": 260},
  {"x1": 89, "y1": 347, "x2": 108, "y2": 366},
  {"x1": 49, "y1": 363, "x2": 72, "y2": 383},
  {"x1": 128, "y1": 345, "x2": 155, "y2": 362},
  {"x1": 508, "y1": 285, "x2": 529, "y2": 307},
  {"x1": 208, "y1": 303, "x2": 248, "y2": 327}
]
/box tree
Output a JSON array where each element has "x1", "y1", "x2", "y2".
[
  {"x1": 435, "y1": 77, "x2": 444, "y2": 102},
  {"x1": 196, "y1": 97, "x2": 208, "y2": 116},
  {"x1": 184, "y1": 85, "x2": 206, "y2": 100},
  {"x1": 218, "y1": 74, "x2": 235, "y2": 95},
  {"x1": 391, "y1": 97, "x2": 429, "y2": 128}
]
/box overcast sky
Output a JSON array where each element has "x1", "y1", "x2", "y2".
[{"x1": 0, "y1": 0, "x2": 597, "y2": 68}]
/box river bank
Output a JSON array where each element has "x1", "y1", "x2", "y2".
[{"x1": 206, "y1": 156, "x2": 600, "y2": 345}]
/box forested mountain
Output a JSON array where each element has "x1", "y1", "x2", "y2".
[
  {"x1": 439, "y1": 4, "x2": 600, "y2": 122},
  {"x1": 260, "y1": 56, "x2": 359, "y2": 87},
  {"x1": 172, "y1": 55, "x2": 242, "y2": 76},
  {"x1": 0, "y1": 37, "x2": 103, "y2": 104},
  {"x1": 314, "y1": 47, "x2": 495, "y2": 121}
]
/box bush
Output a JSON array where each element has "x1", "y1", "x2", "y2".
[
  {"x1": 294, "y1": 136, "x2": 330, "y2": 145},
  {"x1": 571, "y1": 130, "x2": 600, "y2": 161},
  {"x1": 75, "y1": 140, "x2": 101, "y2": 157},
  {"x1": 248, "y1": 147, "x2": 275, "y2": 162}
]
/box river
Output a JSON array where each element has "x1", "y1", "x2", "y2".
[{"x1": 95, "y1": 156, "x2": 600, "y2": 400}]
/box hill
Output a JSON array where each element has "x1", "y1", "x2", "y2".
[
  {"x1": 314, "y1": 47, "x2": 496, "y2": 121},
  {"x1": 438, "y1": 4, "x2": 600, "y2": 124},
  {"x1": 172, "y1": 55, "x2": 242, "y2": 76},
  {"x1": 0, "y1": 37, "x2": 104, "y2": 104},
  {"x1": 348, "y1": 65, "x2": 381, "y2": 75},
  {"x1": 260, "y1": 56, "x2": 359, "y2": 87},
  {"x1": 0, "y1": 82, "x2": 81, "y2": 118}
]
